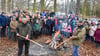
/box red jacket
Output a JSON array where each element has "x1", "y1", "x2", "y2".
[{"x1": 94, "y1": 29, "x2": 100, "y2": 42}]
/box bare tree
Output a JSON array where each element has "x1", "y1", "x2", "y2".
[
  {"x1": 54, "y1": 0, "x2": 57, "y2": 12},
  {"x1": 40, "y1": 0, "x2": 45, "y2": 12},
  {"x1": 1, "y1": 0, "x2": 6, "y2": 11},
  {"x1": 82, "y1": 0, "x2": 87, "y2": 18},
  {"x1": 28, "y1": 0, "x2": 31, "y2": 10},
  {"x1": 33, "y1": 0, "x2": 36, "y2": 12},
  {"x1": 7, "y1": 0, "x2": 12, "y2": 12},
  {"x1": 76, "y1": 0, "x2": 80, "y2": 16}
]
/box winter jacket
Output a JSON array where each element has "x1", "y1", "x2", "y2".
[
  {"x1": 10, "y1": 20, "x2": 19, "y2": 32},
  {"x1": 94, "y1": 29, "x2": 100, "y2": 42},
  {"x1": 0, "y1": 14, "x2": 7, "y2": 27},
  {"x1": 71, "y1": 27, "x2": 86, "y2": 46},
  {"x1": 34, "y1": 23, "x2": 41, "y2": 32},
  {"x1": 40, "y1": 12, "x2": 46, "y2": 18},
  {"x1": 89, "y1": 25, "x2": 97, "y2": 36},
  {"x1": 6, "y1": 16, "x2": 12, "y2": 26},
  {"x1": 16, "y1": 23, "x2": 32, "y2": 40},
  {"x1": 46, "y1": 19, "x2": 52, "y2": 27},
  {"x1": 50, "y1": 12, "x2": 55, "y2": 17}
]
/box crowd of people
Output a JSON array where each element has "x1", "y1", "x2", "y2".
[{"x1": 0, "y1": 8, "x2": 100, "y2": 56}]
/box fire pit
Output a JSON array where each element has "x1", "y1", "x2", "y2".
[
  {"x1": 29, "y1": 43, "x2": 71, "y2": 56},
  {"x1": 29, "y1": 43, "x2": 58, "y2": 56}
]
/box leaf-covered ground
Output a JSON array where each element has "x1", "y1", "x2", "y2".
[{"x1": 0, "y1": 35, "x2": 100, "y2": 56}]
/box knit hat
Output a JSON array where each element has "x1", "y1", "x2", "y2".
[
  {"x1": 22, "y1": 18, "x2": 27, "y2": 21},
  {"x1": 78, "y1": 20, "x2": 83, "y2": 23},
  {"x1": 12, "y1": 15, "x2": 16, "y2": 19},
  {"x1": 1, "y1": 12, "x2": 6, "y2": 14}
]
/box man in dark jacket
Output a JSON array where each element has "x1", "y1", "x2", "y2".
[
  {"x1": 0, "y1": 12, "x2": 7, "y2": 37},
  {"x1": 6, "y1": 14, "x2": 13, "y2": 39},
  {"x1": 50, "y1": 10, "x2": 55, "y2": 17},
  {"x1": 46, "y1": 16, "x2": 52, "y2": 35},
  {"x1": 16, "y1": 18, "x2": 32, "y2": 56}
]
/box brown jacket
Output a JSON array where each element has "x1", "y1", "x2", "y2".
[
  {"x1": 10, "y1": 20, "x2": 19, "y2": 32},
  {"x1": 72, "y1": 27, "x2": 86, "y2": 46}
]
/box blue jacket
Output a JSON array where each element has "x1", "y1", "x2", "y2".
[
  {"x1": 0, "y1": 14, "x2": 7, "y2": 27},
  {"x1": 46, "y1": 19, "x2": 52, "y2": 26},
  {"x1": 40, "y1": 12, "x2": 46, "y2": 18}
]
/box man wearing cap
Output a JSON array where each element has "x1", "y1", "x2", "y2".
[
  {"x1": 68, "y1": 20, "x2": 86, "y2": 56},
  {"x1": 0, "y1": 12, "x2": 7, "y2": 37},
  {"x1": 16, "y1": 18, "x2": 32, "y2": 56},
  {"x1": 10, "y1": 16, "x2": 19, "y2": 42}
]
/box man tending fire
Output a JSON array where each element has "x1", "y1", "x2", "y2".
[{"x1": 16, "y1": 18, "x2": 32, "y2": 56}]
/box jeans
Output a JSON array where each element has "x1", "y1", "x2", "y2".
[
  {"x1": 90, "y1": 36, "x2": 94, "y2": 42},
  {"x1": 42, "y1": 27, "x2": 47, "y2": 34},
  {"x1": 7, "y1": 26, "x2": 11, "y2": 39},
  {"x1": 95, "y1": 41, "x2": 100, "y2": 48},
  {"x1": 18, "y1": 39, "x2": 30, "y2": 56},
  {"x1": 72, "y1": 44, "x2": 79, "y2": 56},
  {"x1": 71, "y1": 25, "x2": 75, "y2": 34},
  {"x1": 11, "y1": 32, "x2": 17, "y2": 42},
  {"x1": 85, "y1": 34, "x2": 91, "y2": 41},
  {"x1": 34, "y1": 31, "x2": 40, "y2": 39},
  {"x1": 1, "y1": 26, "x2": 6, "y2": 37},
  {"x1": 46, "y1": 26, "x2": 52, "y2": 35}
]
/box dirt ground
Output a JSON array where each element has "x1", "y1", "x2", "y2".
[{"x1": 0, "y1": 35, "x2": 100, "y2": 56}]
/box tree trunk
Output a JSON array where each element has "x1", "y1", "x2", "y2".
[
  {"x1": 40, "y1": 0, "x2": 45, "y2": 12},
  {"x1": 66, "y1": 0, "x2": 69, "y2": 15},
  {"x1": 33, "y1": 0, "x2": 36, "y2": 12},
  {"x1": 1, "y1": 0, "x2": 6, "y2": 11},
  {"x1": 28, "y1": 0, "x2": 30, "y2": 10},
  {"x1": 82, "y1": 0, "x2": 87, "y2": 18},
  {"x1": 7, "y1": 0, "x2": 12, "y2": 12},
  {"x1": 92, "y1": 0, "x2": 96, "y2": 16},
  {"x1": 54, "y1": 0, "x2": 57, "y2": 12},
  {"x1": 76, "y1": 0, "x2": 80, "y2": 16}
]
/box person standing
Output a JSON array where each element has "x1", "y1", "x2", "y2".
[
  {"x1": 46, "y1": 16, "x2": 52, "y2": 35},
  {"x1": 89, "y1": 22, "x2": 97, "y2": 42},
  {"x1": 0, "y1": 12, "x2": 7, "y2": 37},
  {"x1": 84, "y1": 21, "x2": 90, "y2": 41},
  {"x1": 10, "y1": 16, "x2": 19, "y2": 42},
  {"x1": 40, "y1": 10, "x2": 46, "y2": 18},
  {"x1": 94, "y1": 24, "x2": 100, "y2": 48},
  {"x1": 16, "y1": 18, "x2": 31, "y2": 56},
  {"x1": 50, "y1": 10, "x2": 55, "y2": 17},
  {"x1": 33, "y1": 20, "x2": 41, "y2": 39},
  {"x1": 6, "y1": 13, "x2": 13, "y2": 39},
  {"x1": 69, "y1": 20, "x2": 86, "y2": 56}
]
